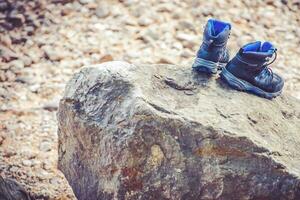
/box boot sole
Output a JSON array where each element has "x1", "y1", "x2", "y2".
[
  {"x1": 220, "y1": 67, "x2": 282, "y2": 99},
  {"x1": 192, "y1": 57, "x2": 226, "y2": 74}
]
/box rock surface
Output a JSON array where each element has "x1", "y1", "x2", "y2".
[
  {"x1": 58, "y1": 61, "x2": 300, "y2": 200},
  {"x1": 0, "y1": 176, "x2": 31, "y2": 200}
]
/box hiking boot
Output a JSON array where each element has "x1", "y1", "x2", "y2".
[
  {"x1": 220, "y1": 41, "x2": 284, "y2": 99},
  {"x1": 192, "y1": 19, "x2": 231, "y2": 74}
]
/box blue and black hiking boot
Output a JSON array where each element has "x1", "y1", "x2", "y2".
[
  {"x1": 220, "y1": 41, "x2": 284, "y2": 99},
  {"x1": 192, "y1": 19, "x2": 231, "y2": 74}
]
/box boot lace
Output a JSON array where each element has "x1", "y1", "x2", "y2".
[{"x1": 262, "y1": 49, "x2": 277, "y2": 79}]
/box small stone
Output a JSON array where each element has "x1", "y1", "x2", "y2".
[
  {"x1": 29, "y1": 84, "x2": 40, "y2": 93},
  {"x1": 156, "y1": 3, "x2": 173, "y2": 12},
  {"x1": 43, "y1": 100, "x2": 59, "y2": 111},
  {"x1": 5, "y1": 70, "x2": 16, "y2": 82},
  {"x1": 50, "y1": 177, "x2": 61, "y2": 185},
  {"x1": 22, "y1": 160, "x2": 33, "y2": 167},
  {"x1": 100, "y1": 54, "x2": 113, "y2": 63},
  {"x1": 95, "y1": 5, "x2": 110, "y2": 18},
  {"x1": 36, "y1": 169, "x2": 50, "y2": 181},
  {"x1": 131, "y1": 5, "x2": 147, "y2": 17},
  {"x1": 9, "y1": 166, "x2": 19, "y2": 173},
  {"x1": 79, "y1": 0, "x2": 95, "y2": 4},
  {"x1": 3, "y1": 149, "x2": 16, "y2": 158},
  {"x1": 25, "y1": 25, "x2": 35, "y2": 36},
  {"x1": 0, "y1": 87, "x2": 8, "y2": 98},
  {"x1": 175, "y1": 33, "x2": 197, "y2": 42},
  {"x1": 43, "y1": 46, "x2": 68, "y2": 61},
  {"x1": 121, "y1": 0, "x2": 136, "y2": 7},
  {"x1": 178, "y1": 21, "x2": 196, "y2": 32},
  {"x1": 158, "y1": 57, "x2": 174, "y2": 64},
  {"x1": 21, "y1": 56, "x2": 32, "y2": 67},
  {"x1": 172, "y1": 11, "x2": 181, "y2": 20},
  {"x1": 39, "y1": 141, "x2": 52, "y2": 152},
  {"x1": 176, "y1": 33, "x2": 198, "y2": 50},
  {"x1": 0, "y1": 35, "x2": 12, "y2": 48},
  {"x1": 145, "y1": 29, "x2": 159, "y2": 40},
  {"x1": 173, "y1": 42, "x2": 183, "y2": 50},
  {"x1": 61, "y1": 7, "x2": 73, "y2": 16},
  {"x1": 0, "y1": 45, "x2": 18, "y2": 62},
  {"x1": 0, "y1": 71, "x2": 6, "y2": 82},
  {"x1": 138, "y1": 17, "x2": 153, "y2": 26},
  {"x1": 27, "y1": 49, "x2": 41, "y2": 63},
  {"x1": 124, "y1": 51, "x2": 141, "y2": 60},
  {"x1": 8, "y1": 60, "x2": 24, "y2": 71},
  {"x1": 180, "y1": 50, "x2": 193, "y2": 58},
  {"x1": 42, "y1": 161, "x2": 52, "y2": 170},
  {"x1": 201, "y1": 8, "x2": 213, "y2": 17}
]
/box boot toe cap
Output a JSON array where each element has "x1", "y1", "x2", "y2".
[{"x1": 271, "y1": 73, "x2": 284, "y2": 93}]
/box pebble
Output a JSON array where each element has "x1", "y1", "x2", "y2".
[
  {"x1": 100, "y1": 54, "x2": 113, "y2": 63},
  {"x1": 9, "y1": 166, "x2": 19, "y2": 173},
  {"x1": 180, "y1": 49, "x2": 193, "y2": 58},
  {"x1": 50, "y1": 177, "x2": 61, "y2": 185},
  {"x1": 79, "y1": 0, "x2": 95, "y2": 4},
  {"x1": 177, "y1": 20, "x2": 196, "y2": 32},
  {"x1": 29, "y1": 84, "x2": 40, "y2": 93},
  {"x1": 39, "y1": 141, "x2": 52, "y2": 152},
  {"x1": 42, "y1": 161, "x2": 52, "y2": 170},
  {"x1": 36, "y1": 169, "x2": 50, "y2": 181},
  {"x1": 43, "y1": 100, "x2": 59, "y2": 111},
  {"x1": 95, "y1": 5, "x2": 110, "y2": 18},
  {"x1": 22, "y1": 160, "x2": 33, "y2": 167},
  {"x1": 5, "y1": 70, "x2": 16, "y2": 82},
  {"x1": 144, "y1": 29, "x2": 159, "y2": 40},
  {"x1": 42, "y1": 46, "x2": 65, "y2": 61},
  {"x1": 8, "y1": 60, "x2": 25, "y2": 71},
  {"x1": 158, "y1": 56, "x2": 175, "y2": 64},
  {"x1": 175, "y1": 33, "x2": 197, "y2": 43},
  {"x1": 122, "y1": 0, "x2": 136, "y2": 7},
  {"x1": 21, "y1": 56, "x2": 33, "y2": 67},
  {"x1": 138, "y1": 17, "x2": 153, "y2": 26}
]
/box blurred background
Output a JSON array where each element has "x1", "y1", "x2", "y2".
[{"x1": 0, "y1": 0, "x2": 300, "y2": 199}]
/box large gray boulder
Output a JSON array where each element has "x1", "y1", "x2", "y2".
[{"x1": 58, "y1": 61, "x2": 300, "y2": 200}]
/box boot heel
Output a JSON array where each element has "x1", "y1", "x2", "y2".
[
  {"x1": 192, "y1": 57, "x2": 218, "y2": 74},
  {"x1": 220, "y1": 68, "x2": 247, "y2": 91}
]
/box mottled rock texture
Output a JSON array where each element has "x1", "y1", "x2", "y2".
[
  {"x1": 58, "y1": 61, "x2": 300, "y2": 200},
  {"x1": 0, "y1": 176, "x2": 31, "y2": 200}
]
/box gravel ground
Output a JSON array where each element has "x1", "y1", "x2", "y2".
[{"x1": 0, "y1": 0, "x2": 300, "y2": 199}]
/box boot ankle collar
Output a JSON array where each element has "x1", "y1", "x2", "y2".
[
  {"x1": 235, "y1": 54, "x2": 261, "y2": 68},
  {"x1": 203, "y1": 39, "x2": 228, "y2": 47},
  {"x1": 235, "y1": 49, "x2": 277, "y2": 70}
]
